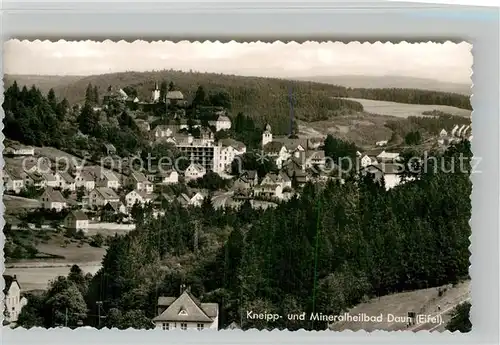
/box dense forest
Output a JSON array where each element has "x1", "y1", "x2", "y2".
[
  {"x1": 347, "y1": 88, "x2": 472, "y2": 110},
  {"x1": 2, "y1": 82, "x2": 266, "y2": 158},
  {"x1": 386, "y1": 113, "x2": 472, "y2": 138},
  {"x1": 17, "y1": 140, "x2": 472, "y2": 330}
]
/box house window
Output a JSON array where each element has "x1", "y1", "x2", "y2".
[
  {"x1": 197, "y1": 323, "x2": 204, "y2": 330},
  {"x1": 181, "y1": 323, "x2": 187, "y2": 330},
  {"x1": 162, "y1": 323, "x2": 169, "y2": 330}
]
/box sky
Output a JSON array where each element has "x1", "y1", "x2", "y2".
[{"x1": 4, "y1": 40, "x2": 472, "y2": 84}]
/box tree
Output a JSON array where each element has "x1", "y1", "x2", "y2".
[
  {"x1": 90, "y1": 234, "x2": 105, "y2": 248},
  {"x1": 192, "y1": 85, "x2": 207, "y2": 107},
  {"x1": 405, "y1": 131, "x2": 422, "y2": 145},
  {"x1": 445, "y1": 302, "x2": 471, "y2": 332},
  {"x1": 45, "y1": 277, "x2": 88, "y2": 327},
  {"x1": 16, "y1": 293, "x2": 46, "y2": 328},
  {"x1": 85, "y1": 83, "x2": 94, "y2": 104},
  {"x1": 160, "y1": 81, "x2": 168, "y2": 101},
  {"x1": 93, "y1": 86, "x2": 100, "y2": 105},
  {"x1": 168, "y1": 81, "x2": 175, "y2": 91},
  {"x1": 208, "y1": 90, "x2": 231, "y2": 109},
  {"x1": 78, "y1": 102, "x2": 100, "y2": 135},
  {"x1": 47, "y1": 88, "x2": 57, "y2": 111},
  {"x1": 76, "y1": 187, "x2": 85, "y2": 202}
]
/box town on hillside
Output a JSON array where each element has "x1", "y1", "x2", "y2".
[{"x1": 3, "y1": 41, "x2": 473, "y2": 333}]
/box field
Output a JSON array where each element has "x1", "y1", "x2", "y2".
[
  {"x1": 4, "y1": 195, "x2": 41, "y2": 214},
  {"x1": 343, "y1": 98, "x2": 472, "y2": 118},
  {"x1": 329, "y1": 280, "x2": 470, "y2": 332},
  {"x1": 4, "y1": 264, "x2": 102, "y2": 291},
  {"x1": 298, "y1": 113, "x2": 394, "y2": 147},
  {"x1": 5, "y1": 236, "x2": 106, "y2": 291}
]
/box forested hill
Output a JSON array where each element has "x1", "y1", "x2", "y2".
[{"x1": 5, "y1": 71, "x2": 471, "y2": 129}]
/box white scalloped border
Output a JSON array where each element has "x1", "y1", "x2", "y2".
[{"x1": 2, "y1": 39, "x2": 474, "y2": 334}]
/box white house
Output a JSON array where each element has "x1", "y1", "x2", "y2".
[
  {"x1": 359, "y1": 154, "x2": 378, "y2": 168},
  {"x1": 254, "y1": 183, "x2": 283, "y2": 200},
  {"x1": 375, "y1": 140, "x2": 388, "y2": 147},
  {"x1": 185, "y1": 163, "x2": 207, "y2": 182},
  {"x1": 96, "y1": 169, "x2": 120, "y2": 189},
  {"x1": 360, "y1": 163, "x2": 408, "y2": 190},
  {"x1": 3, "y1": 170, "x2": 25, "y2": 193},
  {"x1": 3, "y1": 275, "x2": 28, "y2": 323},
  {"x1": 88, "y1": 187, "x2": 120, "y2": 208},
  {"x1": 189, "y1": 192, "x2": 207, "y2": 207},
  {"x1": 40, "y1": 188, "x2": 67, "y2": 211},
  {"x1": 42, "y1": 172, "x2": 58, "y2": 188},
  {"x1": 5, "y1": 144, "x2": 35, "y2": 156},
  {"x1": 211, "y1": 115, "x2": 232, "y2": 132},
  {"x1": 56, "y1": 172, "x2": 76, "y2": 191},
  {"x1": 103, "y1": 201, "x2": 128, "y2": 215},
  {"x1": 305, "y1": 150, "x2": 326, "y2": 169},
  {"x1": 125, "y1": 189, "x2": 154, "y2": 208},
  {"x1": 64, "y1": 210, "x2": 89, "y2": 232},
  {"x1": 153, "y1": 286, "x2": 219, "y2": 331},
  {"x1": 75, "y1": 171, "x2": 96, "y2": 191},
  {"x1": 261, "y1": 172, "x2": 292, "y2": 190},
  {"x1": 263, "y1": 142, "x2": 289, "y2": 169},
  {"x1": 376, "y1": 151, "x2": 400, "y2": 163},
  {"x1": 159, "y1": 170, "x2": 179, "y2": 184},
  {"x1": 127, "y1": 171, "x2": 154, "y2": 193},
  {"x1": 217, "y1": 139, "x2": 247, "y2": 172}
]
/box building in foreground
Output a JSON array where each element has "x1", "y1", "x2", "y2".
[
  {"x1": 153, "y1": 286, "x2": 219, "y2": 330},
  {"x1": 3, "y1": 275, "x2": 28, "y2": 324}
]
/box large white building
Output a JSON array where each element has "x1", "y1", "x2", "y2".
[
  {"x1": 176, "y1": 133, "x2": 221, "y2": 174},
  {"x1": 216, "y1": 139, "x2": 246, "y2": 173}
]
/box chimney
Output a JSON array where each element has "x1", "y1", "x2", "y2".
[
  {"x1": 188, "y1": 134, "x2": 194, "y2": 145},
  {"x1": 180, "y1": 284, "x2": 187, "y2": 295}
]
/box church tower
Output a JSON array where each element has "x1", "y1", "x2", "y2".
[
  {"x1": 152, "y1": 81, "x2": 160, "y2": 103},
  {"x1": 262, "y1": 123, "x2": 273, "y2": 148}
]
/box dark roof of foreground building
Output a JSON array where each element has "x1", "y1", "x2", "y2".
[{"x1": 153, "y1": 290, "x2": 218, "y2": 323}]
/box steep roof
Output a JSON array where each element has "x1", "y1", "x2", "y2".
[
  {"x1": 166, "y1": 90, "x2": 184, "y2": 100},
  {"x1": 3, "y1": 275, "x2": 20, "y2": 295},
  {"x1": 217, "y1": 115, "x2": 231, "y2": 122},
  {"x1": 219, "y1": 138, "x2": 246, "y2": 151},
  {"x1": 273, "y1": 137, "x2": 308, "y2": 151},
  {"x1": 130, "y1": 171, "x2": 148, "y2": 183},
  {"x1": 306, "y1": 150, "x2": 326, "y2": 160},
  {"x1": 186, "y1": 163, "x2": 206, "y2": 173},
  {"x1": 69, "y1": 210, "x2": 88, "y2": 221},
  {"x1": 177, "y1": 193, "x2": 191, "y2": 205},
  {"x1": 95, "y1": 187, "x2": 119, "y2": 200},
  {"x1": 43, "y1": 188, "x2": 66, "y2": 203},
  {"x1": 153, "y1": 290, "x2": 216, "y2": 322},
  {"x1": 104, "y1": 201, "x2": 125, "y2": 212},
  {"x1": 59, "y1": 171, "x2": 75, "y2": 183},
  {"x1": 263, "y1": 141, "x2": 285, "y2": 154},
  {"x1": 361, "y1": 163, "x2": 404, "y2": 175}
]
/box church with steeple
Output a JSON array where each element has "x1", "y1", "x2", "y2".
[
  {"x1": 152, "y1": 81, "x2": 161, "y2": 103},
  {"x1": 261, "y1": 123, "x2": 273, "y2": 148}
]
